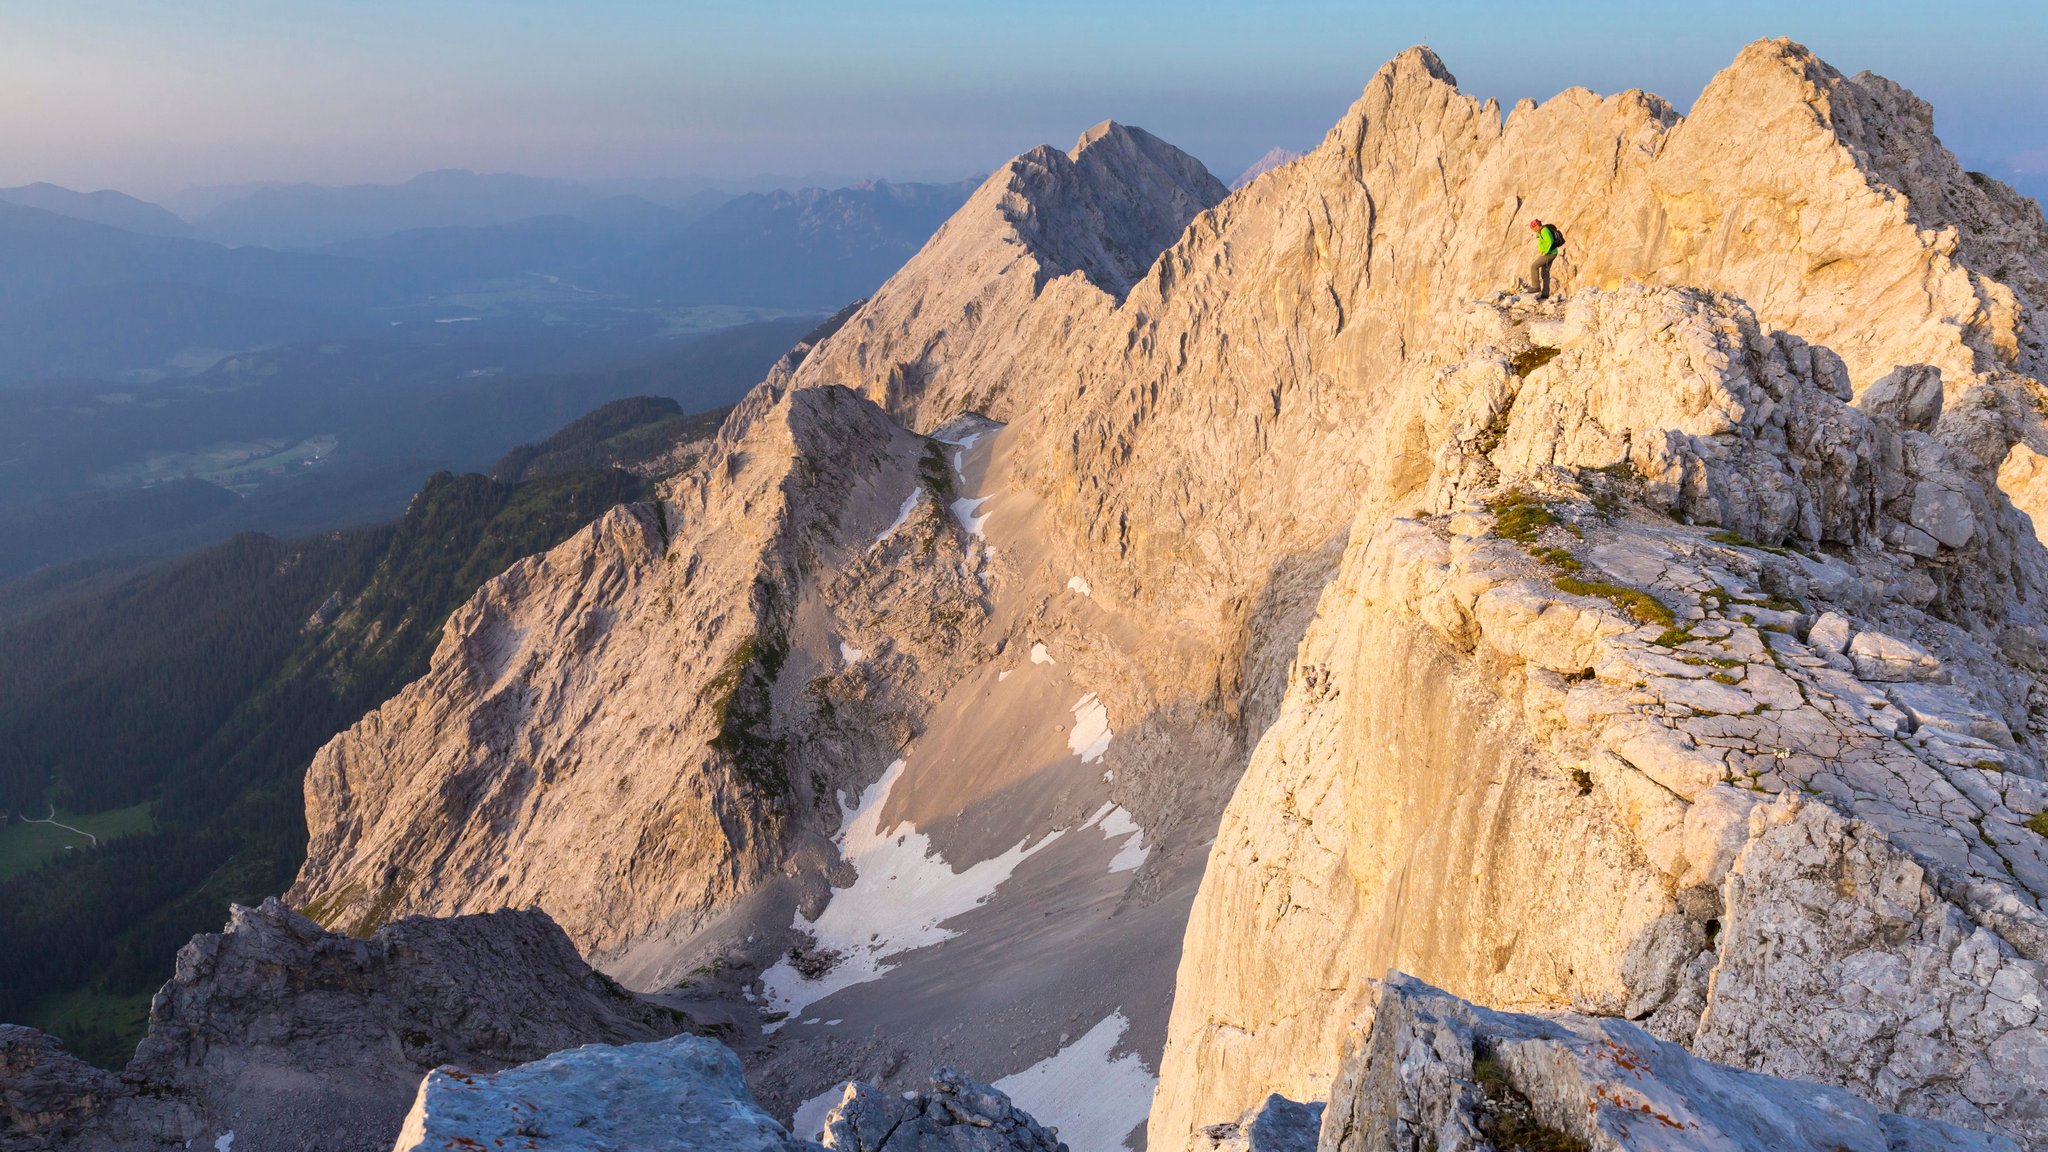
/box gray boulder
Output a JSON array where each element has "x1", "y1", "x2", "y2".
[
  {"x1": 821, "y1": 1068, "x2": 1068, "y2": 1152},
  {"x1": 1319, "y1": 972, "x2": 2018, "y2": 1152},
  {"x1": 390, "y1": 1034, "x2": 812, "y2": 1152},
  {"x1": 1845, "y1": 628, "x2": 1942, "y2": 682},
  {"x1": 1857, "y1": 364, "x2": 1944, "y2": 432}
]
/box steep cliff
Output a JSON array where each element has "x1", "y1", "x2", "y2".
[
  {"x1": 285, "y1": 36, "x2": 2048, "y2": 1152},
  {"x1": 1322, "y1": 973, "x2": 2019, "y2": 1151},
  {"x1": 1152, "y1": 284, "x2": 2048, "y2": 1147},
  {"x1": 288, "y1": 380, "x2": 988, "y2": 959}
]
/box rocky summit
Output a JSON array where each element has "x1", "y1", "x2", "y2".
[{"x1": 12, "y1": 32, "x2": 2048, "y2": 1152}]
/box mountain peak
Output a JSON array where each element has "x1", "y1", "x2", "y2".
[
  {"x1": 1230, "y1": 146, "x2": 1306, "y2": 191},
  {"x1": 1071, "y1": 119, "x2": 1162, "y2": 158},
  {"x1": 1355, "y1": 43, "x2": 1459, "y2": 99}
]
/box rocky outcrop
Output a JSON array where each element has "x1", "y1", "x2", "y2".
[
  {"x1": 390, "y1": 1035, "x2": 810, "y2": 1152},
  {"x1": 1154, "y1": 280, "x2": 2048, "y2": 1148},
  {"x1": 1, "y1": 900, "x2": 687, "y2": 1151},
  {"x1": 0, "y1": 1026, "x2": 196, "y2": 1152},
  {"x1": 288, "y1": 382, "x2": 993, "y2": 962},
  {"x1": 819, "y1": 1069, "x2": 1068, "y2": 1152},
  {"x1": 786, "y1": 121, "x2": 1228, "y2": 427},
  {"x1": 1321, "y1": 973, "x2": 2019, "y2": 1152},
  {"x1": 278, "y1": 32, "x2": 2048, "y2": 1152}
]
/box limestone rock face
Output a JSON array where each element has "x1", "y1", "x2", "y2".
[
  {"x1": 0, "y1": 1026, "x2": 196, "y2": 1152},
  {"x1": 1153, "y1": 274, "x2": 2048, "y2": 1149},
  {"x1": 276, "y1": 31, "x2": 2048, "y2": 1152},
  {"x1": 288, "y1": 381, "x2": 986, "y2": 960},
  {"x1": 1321, "y1": 973, "x2": 2020, "y2": 1152},
  {"x1": 389, "y1": 1035, "x2": 811, "y2": 1152},
  {"x1": 0, "y1": 899, "x2": 686, "y2": 1152},
  {"x1": 819, "y1": 1069, "x2": 1069, "y2": 1152},
  {"x1": 788, "y1": 121, "x2": 1228, "y2": 429}
]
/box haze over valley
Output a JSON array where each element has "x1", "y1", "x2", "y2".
[{"x1": 7, "y1": 6, "x2": 2048, "y2": 1152}]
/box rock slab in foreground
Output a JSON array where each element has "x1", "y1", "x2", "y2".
[
  {"x1": 0, "y1": 899, "x2": 690, "y2": 1152},
  {"x1": 391, "y1": 1034, "x2": 813, "y2": 1152},
  {"x1": 1320, "y1": 973, "x2": 2019, "y2": 1152},
  {"x1": 821, "y1": 1069, "x2": 1069, "y2": 1152}
]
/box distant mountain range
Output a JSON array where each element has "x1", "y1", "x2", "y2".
[
  {"x1": 0, "y1": 169, "x2": 980, "y2": 380},
  {"x1": 187, "y1": 169, "x2": 645, "y2": 249},
  {"x1": 0, "y1": 182, "x2": 198, "y2": 239}
]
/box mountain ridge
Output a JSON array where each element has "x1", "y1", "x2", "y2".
[
  {"x1": 0, "y1": 182, "x2": 197, "y2": 239},
  {"x1": 20, "y1": 35, "x2": 2046, "y2": 1151},
  {"x1": 270, "y1": 40, "x2": 2048, "y2": 1148}
]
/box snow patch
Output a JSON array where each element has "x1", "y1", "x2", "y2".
[
  {"x1": 1069, "y1": 694, "x2": 1114, "y2": 763},
  {"x1": 793, "y1": 1084, "x2": 851, "y2": 1141},
  {"x1": 877, "y1": 489, "x2": 924, "y2": 544},
  {"x1": 214, "y1": 1134, "x2": 235, "y2": 1152},
  {"x1": 951, "y1": 495, "x2": 991, "y2": 537},
  {"x1": 1068, "y1": 575, "x2": 1093, "y2": 597},
  {"x1": 994, "y1": 1012, "x2": 1156, "y2": 1152},
  {"x1": 1096, "y1": 806, "x2": 1148, "y2": 873},
  {"x1": 757, "y1": 759, "x2": 1060, "y2": 1022},
  {"x1": 933, "y1": 427, "x2": 985, "y2": 449},
  {"x1": 840, "y1": 641, "x2": 865, "y2": 665},
  {"x1": 1030, "y1": 642, "x2": 1055, "y2": 665}
]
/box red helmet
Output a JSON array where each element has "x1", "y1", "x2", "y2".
[{"x1": 1529, "y1": 219, "x2": 1542, "y2": 229}]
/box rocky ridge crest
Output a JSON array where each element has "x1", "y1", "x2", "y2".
[{"x1": 279, "y1": 36, "x2": 2048, "y2": 1149}]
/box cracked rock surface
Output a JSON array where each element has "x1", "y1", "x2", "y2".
[
  {"x1": 390, "y1": 1035, "x2": 811, "y2": 1152},
  {"x1": 1320, "y1": 972, "x2": 2020, "y2": 1152},
  {"x1": 819, "y1": 1069, "x2": 1069, "y2": 1152}
]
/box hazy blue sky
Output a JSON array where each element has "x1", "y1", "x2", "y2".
[{"x1": 2, "y1": 0, "x2": 2044, "y2": 196}]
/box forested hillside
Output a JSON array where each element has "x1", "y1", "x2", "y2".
[{"x1": 0, "y1": 399, "x2": 706, "y2": 1066}]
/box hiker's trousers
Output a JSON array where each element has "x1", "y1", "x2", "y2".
[{"x1": 1530, "y1": 250, "x2": 1558, "y2": 298}]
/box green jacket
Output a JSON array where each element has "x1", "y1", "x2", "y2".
[{"x1": 1536, "y1": 224, "x2": 1562, "y2": 255}]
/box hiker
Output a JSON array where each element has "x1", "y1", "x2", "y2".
[{"x1": 1528, "y1": 219, "x2": 1564, "y2": 300}]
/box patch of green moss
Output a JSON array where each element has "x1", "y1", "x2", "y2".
[
  {"x1": 1472, "y1": 399, "x2": 1517, "y2": 454},
  {"x1": 1651, "y1": 627, "x2": 1696, "y2": 648},
  {"x1": 919, "y1": 441, "x2": 954, "y2": 499},
  {"x1": 1753, "y1": 593, "x2": 1804, "y2": 614},
  {"x1": 2026, "y1": 811, "x2": 2048, "y2": 839},
  {"x1": 347, "y1": 870, "x2": 413, "y2": 938},
  {"x1": 1706, "y1": 528, "x2": 1799, "y2": 557},
  {"x1": 297, "y1": 882, "x2": 363, "y2": 931},
  {"x1": 1473, "y1": 1049, "x2": 1589, "y2": 1152},
  {"x1": 1490, "y1": 490, "x2": 1559, "y2": 543},
  {"x1": 1554, "y1": 576, "x2": 1676, "y2": 628},
  {"x1": 1528, "y1": 545, "x2": 1582, "y2": 573},
  {"x1": 1510, "y1": 345, "x2": 1563, "y2": 378},
  {"x1": 703, "y1": 633, "x2": 793, "y2": 801}
]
